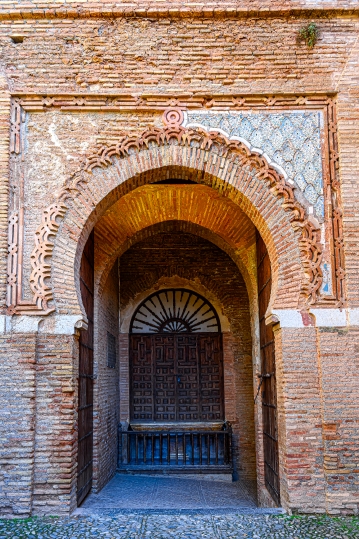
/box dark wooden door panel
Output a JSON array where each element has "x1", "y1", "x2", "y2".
[
  {"x1": 177, "y1": 335, "x2": 200, "y2": 421},
  {"x1": 154, "y1": 335, "x2": 176, "y2": 421},
  {"x1": 256, "y1": 231, "x2": 280, "y2": 505},
  {"x1": 199, "y1": 334, "x2": 224, "y2": 421},
  {"x1": 130, "y1": 333, "x2": 224, "y2": 423},
  {"x1": 77, "y1": 231, "x2": 94, "y2": 506},
  {"x1": 131, "y1": 335, "x2": 153, "y2": 421}
]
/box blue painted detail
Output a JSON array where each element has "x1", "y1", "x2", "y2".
[{"x1": 186, "y1": 111, "x2": 324, "y2": 218}]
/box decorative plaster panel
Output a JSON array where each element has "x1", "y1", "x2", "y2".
[{"x1": 185, "y1": 110, "x2": 324, "y2": 219}]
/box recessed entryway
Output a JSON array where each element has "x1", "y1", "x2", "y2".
[{"x1": 77, "y1": 183, "x2": 280, "y2": 510}]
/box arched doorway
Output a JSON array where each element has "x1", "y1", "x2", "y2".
[
  {"x1": 13, "y1": 109, "x2": 329, "y2": 513},
  {"x1": 129, "y1": 289, "x2": 224, "y2": 424},
  {"x1": 115, "y1": 222, "x2": 256, "y2": 477},
  {"x1": 75, "y1": 190, "x2": 280, "y2": 506},
  {"x1": 39, "y1": 111, "x2": 311, "y2": 507}
]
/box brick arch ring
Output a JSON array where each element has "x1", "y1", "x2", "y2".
[{"x1": 28, "y1": 107, "x2": 322, "y2": 317}]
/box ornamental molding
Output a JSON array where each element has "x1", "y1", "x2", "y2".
[
  {"x1": 0, "y1": 5, "x2": 357, "y2": 22},
  {"x1": 13, "y1": 92, "x2": 336, "y2": 114},
  {"x1": 7, "y1": 95, "x2": 345, "y2": 315}
]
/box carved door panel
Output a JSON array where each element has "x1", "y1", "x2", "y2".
[
  {"x1": 77, "y1": 231, "x2": 94, "y2": 506},
  {"x1": 256, "y1": 231, "x2": 280, "y2": 505},
  {"x1": 130, "y1": 333, "x2": 224, "y2": 423},
  {"x1": 153, "y1": 335, "x2": 176, "y2": 421},
  {"x1": 199, "y1": 334, "x2": 224, "y2": 421},
  {"x1": 177, "y1": 335, "x2": 200, "y2": 421},
  {"x1": 131, "y1": 335, "x2": 153, "y2": 421}
]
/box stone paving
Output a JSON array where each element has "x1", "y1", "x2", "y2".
[
  {"x1": 0, "y1": 475, "x2": 358, "y2": 538},
  {"x1": 78, "y1": 474, "x2": 259, "y2": 513},
  {"x1": 1, "y1": 512, "x2": 359, "y2": 538}
]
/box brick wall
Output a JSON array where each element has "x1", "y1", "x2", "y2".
[
  {"x1": 32, "y1": 334, "x2": 78, "y2": 515},
  {"x1": 0, "y1": 0, "x2": 358, "y2": 518},
  {"x1": 274, "y1": 325, "x2": 359, "y2": 515},
  {"x1": 0, "y1": 334, "x2": 37, "y2": 516},
  {"x1": 0, "y1": 332, "x2": 78, "y2": 517},
  {"x1": 318, "y1": 327, "x2": 359, "y2": 514},
  {"x1": 93, "y1": 261, "x2": 120, "y2": 493},
  {"x1": 336, "y1": 34, "x2": 359, "y2": 307},
  {"x1": 0, "y1": 16, "x2": 357, "y2": 94},
  {"x1": 274, "y1": 326, "x2": 327, "y2": 513}
]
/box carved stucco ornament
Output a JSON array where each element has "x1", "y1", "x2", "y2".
[
  {"x1": 8, "y1": 107, "x2": 323, "y2": 315},
  {"x1": 30, "y1": 202, "x2": 68, "y2": 308}
]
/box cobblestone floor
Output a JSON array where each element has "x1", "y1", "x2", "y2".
[
  {"x1": 0, "y1": 476, "x2": 358, "y2": 538},
  {"x1": 1, "y1": 513, "x2": 359, "y2": 538}
]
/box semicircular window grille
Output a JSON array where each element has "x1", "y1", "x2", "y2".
[{"x1": 130, "y1": 289, "x2": 220, "y2": 334}]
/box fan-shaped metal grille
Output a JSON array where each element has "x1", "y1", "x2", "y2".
[{"x1": 130, "y1": 289, "x2": 220, "y2": 334}]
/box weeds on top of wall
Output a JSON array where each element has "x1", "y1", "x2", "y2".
[{"x1": 297, "y1": 23, "x2": 319, "y2": 48}]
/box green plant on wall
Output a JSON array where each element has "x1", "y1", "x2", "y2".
[{"x1": 297, "y1": 23, "x2": 319, "y2": 48}]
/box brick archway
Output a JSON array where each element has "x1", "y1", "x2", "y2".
[
  {"x1": 25, "y1": 112, "x2": 322, "y2": 319},
  {"x1": 93, "y1": 187, "x2": 257, "y2": 305},
  {"x1": 96, "y1": 227, "x2": 258, "y2": 497},
  {"x1": 12, "y1": 112, "x2": 324, "y2": 512}
]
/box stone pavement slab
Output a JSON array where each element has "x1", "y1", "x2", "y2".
[{"x1": 76, "y1": 474, "x2": 259, "y2": 514}]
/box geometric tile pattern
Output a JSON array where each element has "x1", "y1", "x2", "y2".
[{"x1": 186, "y1": 111, "x2": 324, "y2": 218}]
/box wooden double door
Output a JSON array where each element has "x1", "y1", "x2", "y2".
[
  {"x1": 256, "y1": 231, "x2": 280, "y2": 505},
  {"x1": 130, "y1": 333, "x2": 224, "y2": 423},
  {"x1": 77, "y1": 231, "x2": 94, "y2": 505}
]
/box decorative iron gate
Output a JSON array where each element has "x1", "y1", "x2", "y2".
[
  {"x1": 256, "y1": 232, "x2": 280, "y2": 505},
  {"x1": 77, "y1": 231, "x2": 94, "y2": 505},
  {"x1": 118, "y1": 428, "x2": 233, "y2": 473}
]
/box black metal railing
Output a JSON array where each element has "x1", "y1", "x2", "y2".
[{"x1": 118, "y1": 427, "x2": 233, "y2": 473}]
